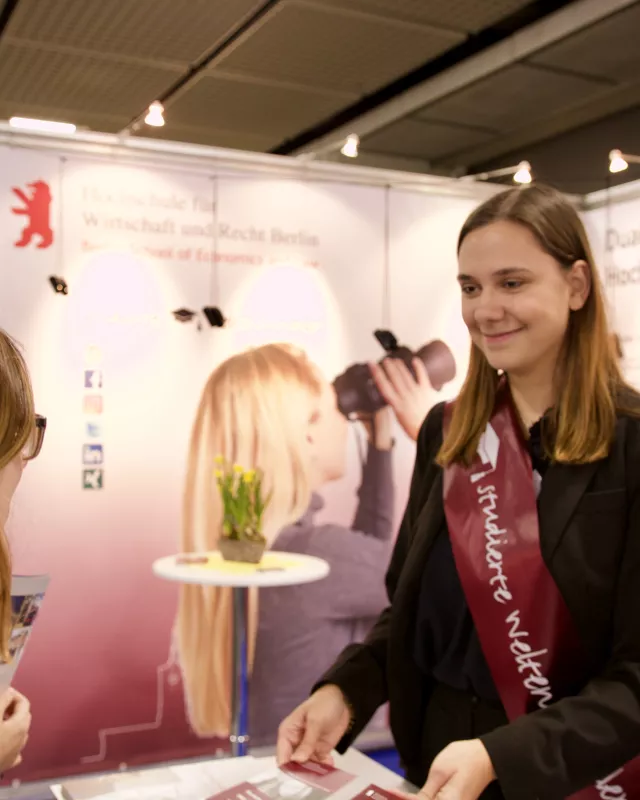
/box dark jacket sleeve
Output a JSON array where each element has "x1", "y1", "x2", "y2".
[
  {"x1": 482, "y1": 418, "x2": 640, "y2": 800},
  {"x1": 314, "y1": 403, "x2": 445, "y2": 751}
]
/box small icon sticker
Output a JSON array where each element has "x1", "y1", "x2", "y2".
[
  {"x1": 83, "y1": 469, "x2": 103, "y2": 490},
  {"x1": 83, "y1": 395, "x2": 103, "y2": 415},
  {"x1": 83, "y1": 444, "x2": 104, "y2": 465},
  {"x1": 85, "y1": 421, "x2": 102, "y2": 439},
  {"x1": 84, "y1": 369, "x2": 103, "y2": 390},
  {"x1": 85, "y1": 345, "x2": 103, "y2": 367}
]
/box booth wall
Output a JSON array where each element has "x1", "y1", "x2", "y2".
[
  {"x1": 0, "y1": 142, "x2": 485, "y2": 783},
  {"x1": 583, "y1": 188, "x2": 640, "y2": 387}
]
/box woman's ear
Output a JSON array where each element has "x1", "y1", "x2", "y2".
[{"x1": 568, "y1": 259, "x2": 591, "y2": 311}]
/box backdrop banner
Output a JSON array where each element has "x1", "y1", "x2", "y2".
[
  {"x1": 0, "y1": 141, "x2": 484, "y2": 783},
  {"x1": 583, "y1": 189, "x2": 640, "y2": 387}
]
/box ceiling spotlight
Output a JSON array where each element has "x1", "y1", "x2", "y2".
[
  {"x1": 513, "y1": 161, "x2": 532, "y2": 184},
  {"x1": 48, "y1": 275, "x2": 68, "y2": 295},
  {"x1": 145, "y1": 102, "x2": 165, "y2": 127},
  {"x1": 172, "y1": 308, "x2": 196, "y2": 323},
  {"x1": 202, "y1": 306, "x2": 225, "y2": 327},
  {"x1": 10, "y1": 117, "x2": 76, "y2": 135},
  {"x1": 341, "y1": 134, "x2": 359, "y2": 158},
  {"x1": 609, "y1": 149, "x2": 630, "y2": 173},
  {"x1": 462, "y1": 160, "x2": 534, "y2": 184}
]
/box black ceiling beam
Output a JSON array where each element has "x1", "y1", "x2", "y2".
[
  {"x1": 270, "y1": 0, "x2": 578, "y2": 156},
  {"x1": 125, "y1": 0, "x2": 283, "y2": 132},
  {"x1": 0, "y1": 0, "x2": 20, "y2": 38}
]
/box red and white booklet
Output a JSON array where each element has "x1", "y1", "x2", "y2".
[{"x1": 0, "y1": 575, "x2": 49, "y2": 690}]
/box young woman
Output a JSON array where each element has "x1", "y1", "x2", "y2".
[
  {"x1": 176, "y1": 343, "x2": 435, "y2": 744},
  {"x1": 0, "y1": 329, "x2": 45, "y2": 772},
  {"x1": 277, "y1": 184, "x2": 640, "y2": 800}
]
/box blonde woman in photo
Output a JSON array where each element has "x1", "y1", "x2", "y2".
[{"x1": 176, "y1": 342, "x2": 434, "y2": 745}]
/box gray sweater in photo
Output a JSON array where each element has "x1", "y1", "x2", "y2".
[{"x1": 249, "y1": 445, "x2": 395, "y2": 746}]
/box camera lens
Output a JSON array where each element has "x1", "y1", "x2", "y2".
[
  {"x1": 415, "y1": 340, "x2": 456, "y2": 390},
  {"x1": 332, "y1": 339, "x2": 456, "y2": 418}
]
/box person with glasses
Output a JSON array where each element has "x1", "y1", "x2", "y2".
[{"x1": 0, "y1": 329, "x2": 46, "y2": 772}]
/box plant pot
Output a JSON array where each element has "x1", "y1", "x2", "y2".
[{"x1": 218, "y1": 537, "x2": 266, "y2": 564}]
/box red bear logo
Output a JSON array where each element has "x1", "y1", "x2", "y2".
[{"x1": 11, "y1": 180, "x2": 54, "y2": 249}]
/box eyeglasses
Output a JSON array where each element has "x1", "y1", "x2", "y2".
[{"x1": 22, "y1": 415, "x2": 46, "y2": 461}]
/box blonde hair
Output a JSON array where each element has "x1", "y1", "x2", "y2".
[
  {"x1": 438, "y1": 184, "x2": 638, "y2": 467},
  {"x1": 0, "y1": 330, "x2": 35, "y2": 661},
  {"x1": 176, "y1": 343, "x2": 323, "y2": 737}
]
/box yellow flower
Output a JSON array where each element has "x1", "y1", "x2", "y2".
[
  {"x1": 243, "y1": 470, "x2": 256, "y2": 483},
  {"x1": 214, "y1": 455, "x2": 225, "y2": 465},
  {"x1": 214, "y1": 469, "x2": 223, "y2": 479},
  {"x1": 233, "y1": 464, "x2": 244, "y2": 474}
]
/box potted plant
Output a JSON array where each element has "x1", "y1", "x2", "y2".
[{"x1": 214, "y1": 458, "x2": 272, "y2": 564}]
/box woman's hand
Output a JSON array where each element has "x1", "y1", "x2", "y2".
[
  {"x1": 276, "y1": 685, "x2": 351, "y2": 766},
  {"x1": 369, "y1": 358, "x2": 433, "y2": 442},
  {"x1": 411, "y1": 740, "x2": 496, "y2": 800},
  {"x1": 0, "y1": 689, "x2": 31, "y2": 771}
]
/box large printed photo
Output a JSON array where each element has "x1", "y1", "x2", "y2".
[{"x1": 0, "y1": 144, "x2": 475, "y2": 781}]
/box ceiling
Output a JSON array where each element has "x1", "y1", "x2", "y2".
[{"x1": 1, "y1": 0, "x2": 639, "y2": 195}]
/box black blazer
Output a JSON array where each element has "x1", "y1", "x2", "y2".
[{"x1": 321, "y1": 400, "x2": 640, "y2": 800}]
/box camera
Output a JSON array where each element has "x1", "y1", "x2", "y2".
[{"x1": 333, "y1": 329, "x2": 456, "y2": 417}]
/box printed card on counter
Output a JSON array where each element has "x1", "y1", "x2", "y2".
[
  {"x1": 207, "y1": 760, "x2": 356, "y2": 800},
  {"x1": 205, "y1": 781, "x2": 270, "y2": 800},
  {"x1": 349, "y1": 786, "x2": 402, "y2": 800},
  {"x1": 280, "y1": 761, "x2": 357, "y2": 793}
]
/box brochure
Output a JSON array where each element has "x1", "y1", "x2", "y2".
[{"x1": 0, "y1": 574, "x2": 50, "y2": 691}]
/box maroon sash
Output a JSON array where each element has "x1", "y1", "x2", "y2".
[{"x1": 442, "y1": 388, "x2": 640, "y2": 799}]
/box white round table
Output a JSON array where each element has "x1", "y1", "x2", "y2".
[{"x1": 152, "y1": 550, "x2": 330, "y2": 757}]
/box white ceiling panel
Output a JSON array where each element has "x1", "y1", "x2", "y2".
[
  {"x1": 165, "y1": 73, "x2": 351, "y2": 141},
  {"x1": 529, "y1": 4, "x2": 640, "y2": 84},
  {"x1": 4, "y1": 0, "x2": 266, "y2": 65},
  {"x1": 363, "y1": 117, "x2": 495, "y2": 160},
  {"x1": 416, "y1": 63, "x2": 609, "y2": 131},
  {"x1": 0, "y1": 41, "x2": 181, "y2": 120},
  {"x1": 305, "y1": 0, "x2": 534, "y2": 34},
  {"x1": 214, "y1": 0, "x2": 463, "y2": 96}
]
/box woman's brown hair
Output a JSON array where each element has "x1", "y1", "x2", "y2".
[
  {"x1": 0, "y1": 330, "x2": 35, "y2": 661},
  {"x1": 438, "y1": 184, "x2": 637, "y2": 467}
]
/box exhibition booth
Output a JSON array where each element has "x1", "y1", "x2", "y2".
[{"x1": 0, "y1": 124, "x2": 637, "y2": 797}]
